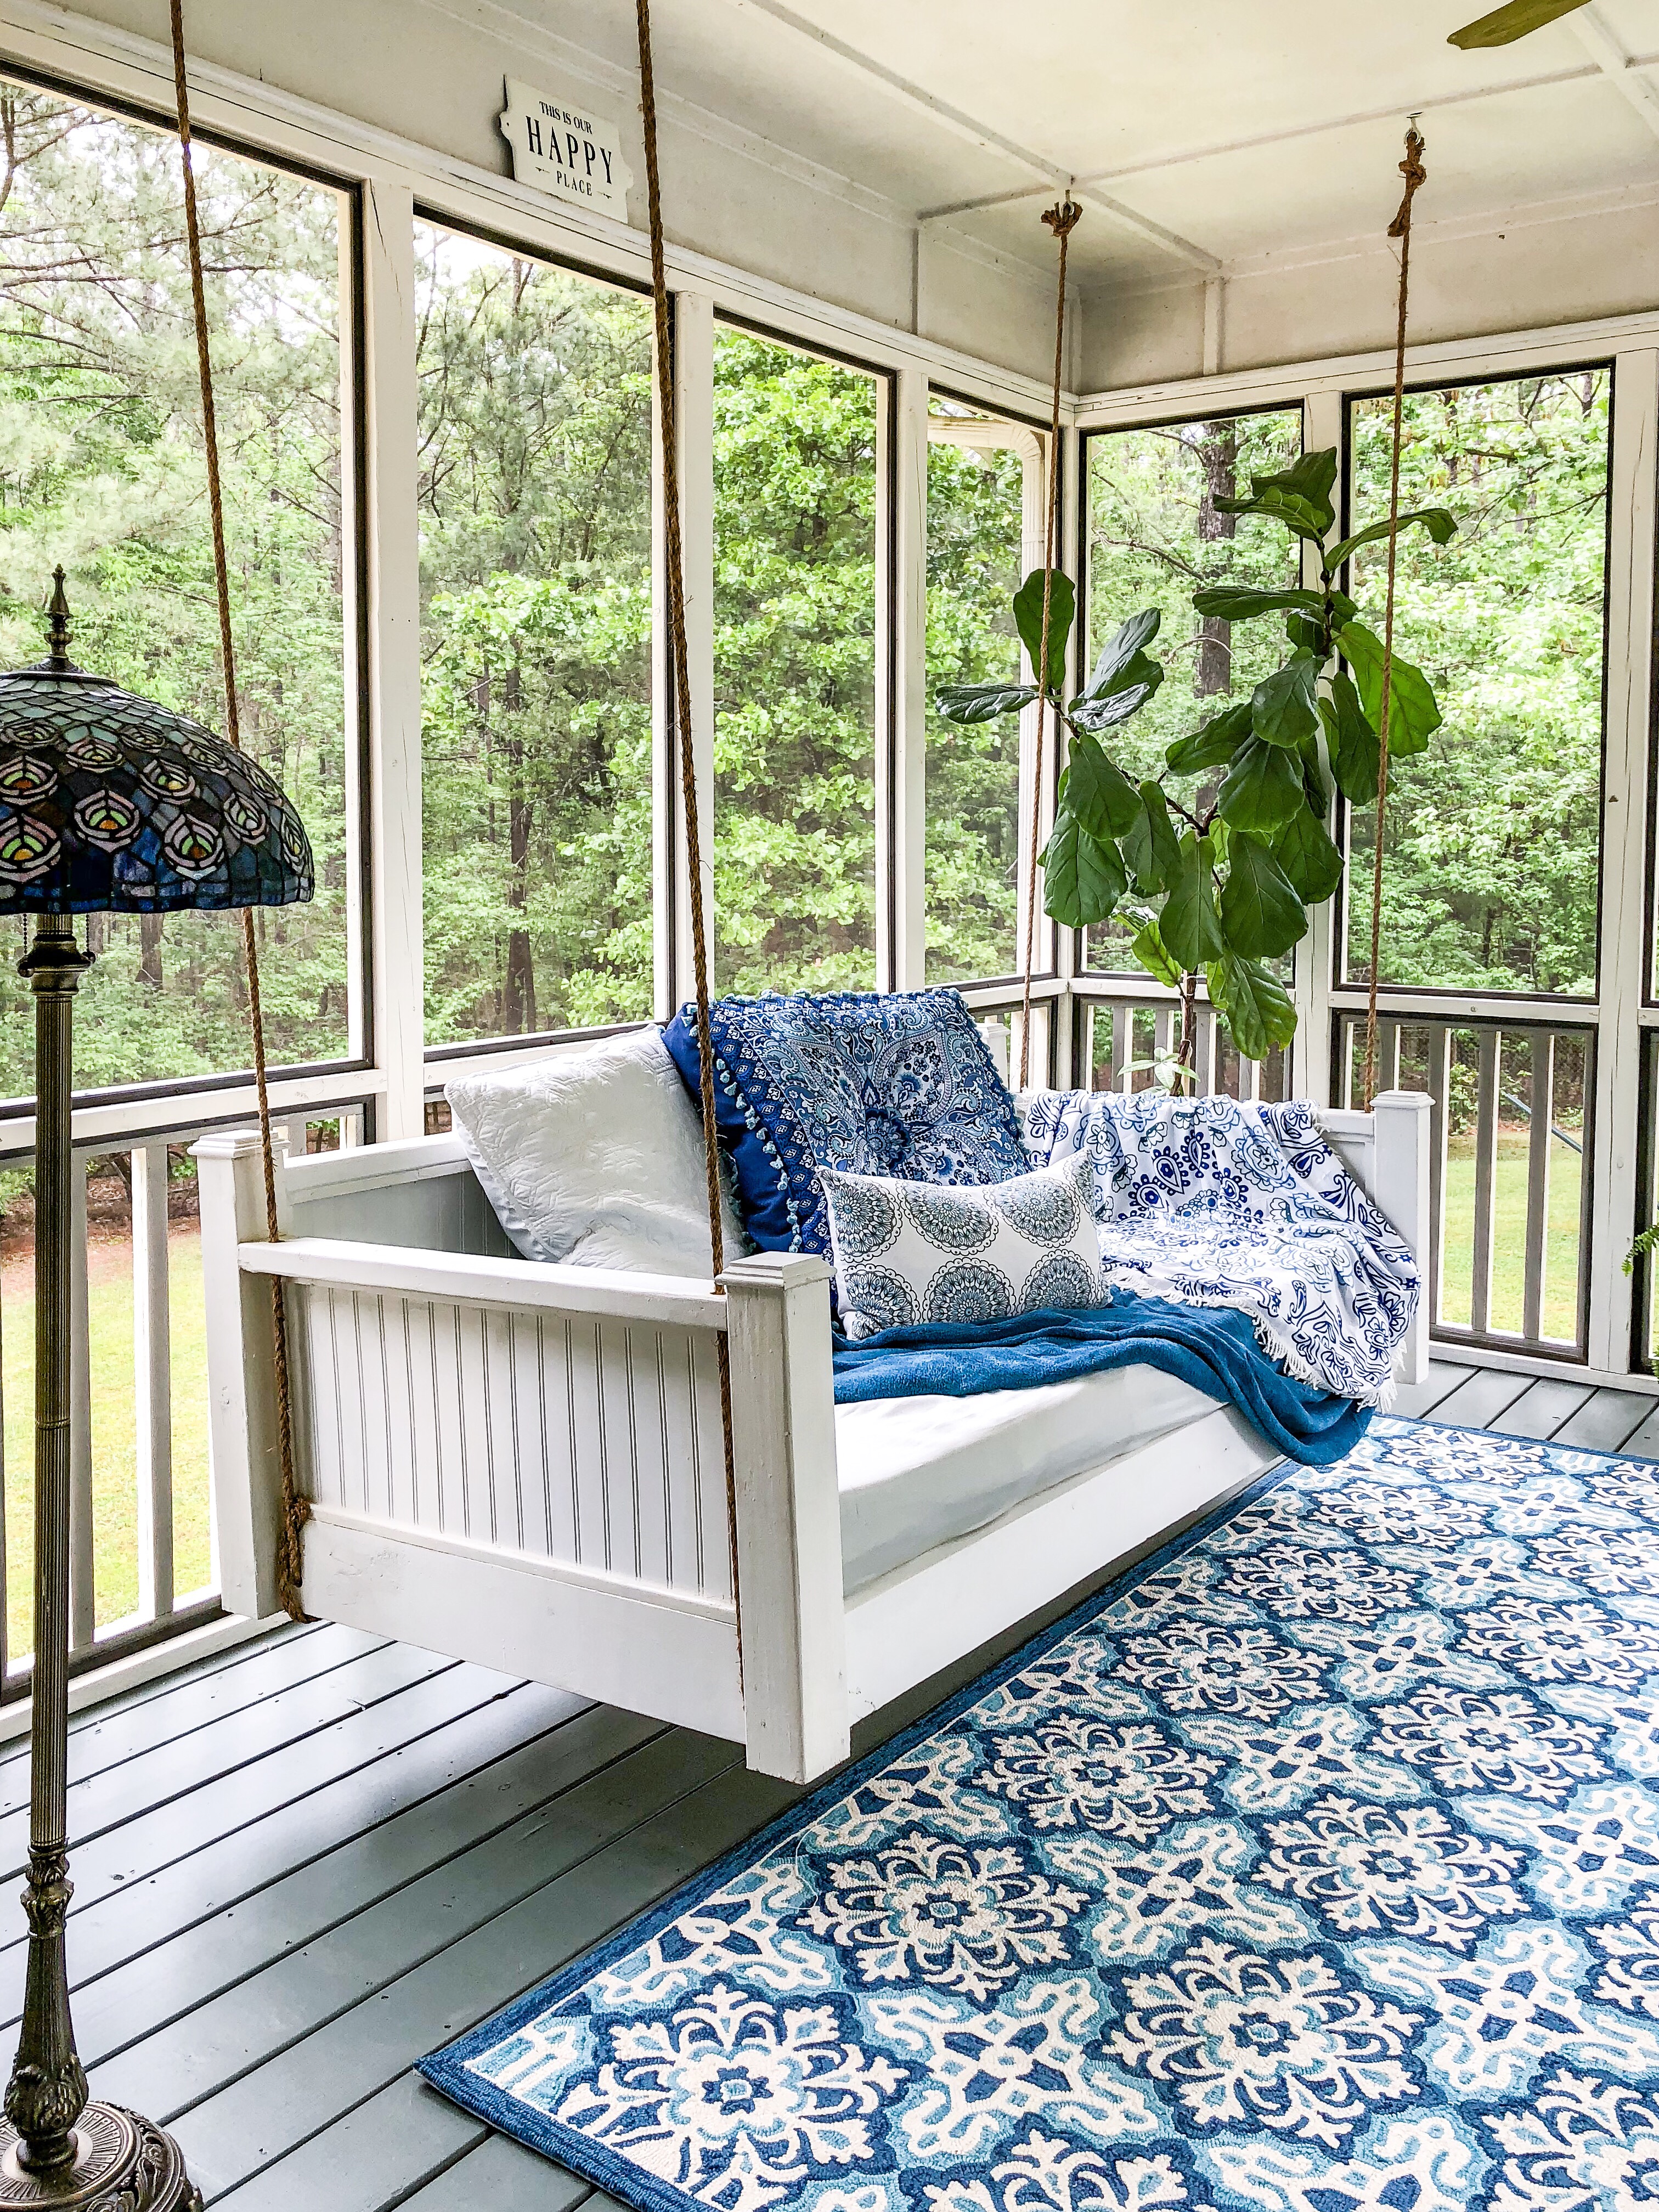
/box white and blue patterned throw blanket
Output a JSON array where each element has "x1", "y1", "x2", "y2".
[
  {"x1": 1019, "y1": 1091, "x2": 1419, "y2": 1409},
  {"x1": 423, "y1": 1423, "x2": 1659, "y2": 2212}
]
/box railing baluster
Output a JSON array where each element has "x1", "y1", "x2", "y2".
[
  {"x1": 1424, "y1": 1023, "x2": 1451, "y2": 1332},
  {"x1": 1381, "y1": 1019, "x2": 1401, "y2": 1092},
  {"x1": 1522, "y1": 1030, "x2": 1554, "y2": 1345},
  {"x1": 1575, "y1": 1031, "x2": 1595, "y2": 1358},
  {"x1": 0, "y1": 1248, "x2": 8, "y2": 1688},
  {"x1": 132, "y1": 1142, "x2": 174, "y2": 1621},
  {"x1": 1111, "y1": 1004, "x2": 1128, "y2": 1092},
  {"x1": 69, "y1": 1153, "x2": 94, "y2": 1652},
  {"x1": 1470, "y1": 1026, "x2": 1500, "y2": 1338},
  {"x1": 1194, "y1": 1005, "x2": 1216, "y2": 1097}
]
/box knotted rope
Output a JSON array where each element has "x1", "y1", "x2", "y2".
[
  {"x1": 169, "y1": 0, "x2": 309, "y2": 1621},
  {"x1": 1018, "y1": 195, "x2": 1081, "y2": 1091},
  {"x1": 1362, "y1": 122, "x2": 1426, "y2": 1109},
  {"x1": 636, "y1": 0, "x2": 743, "y2": 1656}
]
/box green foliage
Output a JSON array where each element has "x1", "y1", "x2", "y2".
[
  {"x1": 0, "y1": 88, "x2": 351, "y2": 1101},
  {"x1": 936, "y1": 434, "x2": 1454, "y2": 1066}
]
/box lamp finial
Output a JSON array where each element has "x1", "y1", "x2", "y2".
[{"x1": 45, "y1": 568, "x2": 70, "y2": 668}]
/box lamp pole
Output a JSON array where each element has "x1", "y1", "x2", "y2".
[{"x1": 0, "y1": 914, "x2": 201, "y2": 2208}]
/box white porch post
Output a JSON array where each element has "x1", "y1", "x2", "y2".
[
  {"x1": 656, "y1": 287, "x2": 716, "y2": 1017},
  {"x1": 361, "y1": 177, "x2": 425, "y2": 1138},
  {"x1": 1294, "y1": 387, "x2": 1342, "y2": 1109},
  {"x1": 1587, "y1": 345, "x2": 1657, "y2": 1373},
  {"x1": 880, "y1": 367, "x2": 929, "y2": 994}
]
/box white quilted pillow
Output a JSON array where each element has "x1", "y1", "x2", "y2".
[
  {"x1": 444, "y1": 1026, "x2": 744, "y2": 1275},
  {"x1": 821, "y1": 1152, "x2": 1104, "y2": 1342}
]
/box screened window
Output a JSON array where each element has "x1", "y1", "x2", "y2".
[
  {"x1": 416, "y1": 222, "x2": 654, "y2": 1046},
  {"x1": 1344, "y1": 371, "x2": 1610, "y2": 997},
  {"x1": 1082, "y1": 407, "x2": 1302, "y2": 968},
  {"x1": 0, "y1": 82, "x2": 354, "y2": 1096},
  {"x1": 924, "y1": 401, "x2": 1037, "y2": 984},
  {"x1": 713, "y1": 326, "x2": 878, "y2": 995}
]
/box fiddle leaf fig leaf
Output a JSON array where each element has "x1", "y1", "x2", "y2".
[
  {"x1": 1214, "y1": 448, "x2": 1339, "y2": 543},
  {"x1": 1272, "y1": 804, "x2": 1345, "y2": 903},
  {"x1": 1160, "y1": 831, "x2": 1226, "y2": 971},
  {"x1": 1065, "y1": 735, "x2": 1143, "y2": 839},
  {"x1": 1319, "y1": 672, "x2": 1381, "y2": 804},
  {"x1": 1121, "y1": 901, "x2": 1182, "y2": 988},
  {"x1": 1323, "y1": 507, "x2": 1457, "y2": 575},
  {"x1": 1085, "y1": 606, "x2": 1161, "y2": 692},
  {"x1": 1220, "y1": 830, "x2": 1309, "y2": 958},
  {"x1": 1251, "y1": 653, "x2": 1320, "y2": 748},
  {"x1": 1217, "y1": 736, "x2": 1308, "y2": 834},
  {"x1": 1068, "y1": 659, "x2": 1163, "y2": 730},
  {"x1": 1013, "y1": 567, "x2": 1075, "y2": 691},
  {"x1": 1191, "y1": 585, "x2": 1325, "y2": 622},
  {"x1": 935, "y1": 680, "x2": 1039, "y2": 725},
  {"x1": 1040, "y1": 810, "x2": 1126, "y2": 929},
  {"x1": 1205, "y1": 952, "x2": 1298, "y2": 1063},
  {"x1": 1166, "y1": 698, "x2": 1252, "y2": 777},
  {"x1": 1338, "y1": 620, "x2": 1442, "y2": 755},
  {"x1": 1121, "y1": 780, "x2": 1183, "y2": 895}
]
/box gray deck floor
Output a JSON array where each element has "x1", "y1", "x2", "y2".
[{"x1": 13, "y1": 1362, "x2": 1655, "y2": 2208}]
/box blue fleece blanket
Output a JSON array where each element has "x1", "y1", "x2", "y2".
[{"x1": 832, "y1": 1288, "x2": 1370, "y2": 1465}]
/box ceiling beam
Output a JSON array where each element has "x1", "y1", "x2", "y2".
[
  {"x1": 917, "y1": 61, "x2": 1633, "y2": 222},
  {"x1": 1567, "y1": 6, "x2": 1659, "y2": 140},
  {"x1": 719, "y1": 0, "x2": 1069, "y2": 184}
]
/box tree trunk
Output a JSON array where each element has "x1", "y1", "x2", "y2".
[
  {"x1": 138, "y1": 911, "x2": 163, "y2": 990},
  {"x1": 1195, "y1": 423, "x2": 1239, "y2": 699},
  {"x1": 500, "y1": 663, "x2": 536, "y2": 1036}
]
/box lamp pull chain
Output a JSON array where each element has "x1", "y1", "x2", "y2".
[{"x1": 168, "y1": 0, "x2": 308, "y2": 1621}]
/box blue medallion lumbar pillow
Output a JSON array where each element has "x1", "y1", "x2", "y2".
[
  {"x1": 822, "y1": 1152, "x2": 1103, "y2": 1339},
  {"x1": 661, "y1": 989, "x2": 1028, "y2": 1259}
]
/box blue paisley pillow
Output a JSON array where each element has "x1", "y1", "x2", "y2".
[{"x1": 661, "y1": 989, "x2": 1028, "y2": 1257}]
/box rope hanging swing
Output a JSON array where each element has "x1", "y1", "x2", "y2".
[
  {"x1": 1018, "y1": 194, "x2": 1081, "y2": 1093},
  {"x1": 635, "y1": 0, "x2": 744, "y2": 1661},
  {"x1": 168, "y1": 0, "x2": 308, "y2": 1622},
  {"x1": 1363, "y1": 119, "x2": 1427, "y2": 1109}
]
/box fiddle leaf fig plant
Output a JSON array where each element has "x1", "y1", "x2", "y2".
[{"x1": 935, "y1": 445, "x2": 1455, "y2": 1071}]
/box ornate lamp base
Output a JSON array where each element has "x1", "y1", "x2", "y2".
[{"x1": 0, "y1": 2104, "x2": 201, "y2": 2210}]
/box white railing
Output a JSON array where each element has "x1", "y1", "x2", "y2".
[{"x1": 0, "y1": 1105, "x2": 369, "y2": 1701}]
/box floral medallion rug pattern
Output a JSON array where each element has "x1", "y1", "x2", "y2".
[{"x1": 421, "y1": 1419, "x2": 1659, "y2": 2212}]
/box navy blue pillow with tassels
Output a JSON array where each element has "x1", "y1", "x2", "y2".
[{"x1": 661, "y1": 988, "x2": 1028, "y2": 1259}]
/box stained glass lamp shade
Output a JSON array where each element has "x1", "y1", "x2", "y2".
[
  {"x1": 0, "y1": 584, "x2": 312, "y2": 916},
  {"x1": 0, "y1": 579, "x2": 309, "y2": 2212}
]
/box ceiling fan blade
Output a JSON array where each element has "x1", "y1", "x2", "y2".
[{"x1": 1448, "y1": 0, "x2": 1592, "y2": 47}]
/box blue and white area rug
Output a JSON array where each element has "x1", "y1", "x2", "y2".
[{"x1": 421, "y1": 1418, "x2": 1659, "y2": 2211}]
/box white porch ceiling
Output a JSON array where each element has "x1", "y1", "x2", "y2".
[{"x1": 564, "y1": 0, "x2": 1659, "y2": 296}]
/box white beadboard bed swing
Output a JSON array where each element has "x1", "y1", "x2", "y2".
[
  {"x1": 196, "y1": 1091, "x2": 1429, "y2": 1788},
  {"x1": 195, "y1": 11, "x2": 1431, "y2": 1793}
]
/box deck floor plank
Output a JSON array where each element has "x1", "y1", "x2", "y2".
[
  {"x1": 1620, "y1": 1403, "x2": 1659, "y2": 1460},
  {"x1": 0, "y1": 1640, "x2": 462, "y2": 1877},
  {"x1": 1390, "y1": 1361, "x2": 1476, "y2": 1420},
  {"x1": 1490, "y1": 1378, "x2": 1596, "y2": 1440},
  {"x1": 392, "y1": 2129, "x2": 594, "y2": 2212},
  {"x1": 0, "y1": 1660, "x2": 516, "y2": 1982},
  {"x1": 167, "y1": 1760, "x2": 793, "y2": 2203},
  {"x1": 1551, "y1": 1388, "x2": 1657, "y2": 1454},
  {"x1": 1421, "y1": 1365, "x2": 1536, "y2": 1431},
  {"x1": 64, "y1": 1695, "x2": 624, "y2": 2067},
  {"x1": 99, "y1": 1730, "x2": 737, "y2": 2122},
  {"x1": 1, "y1": 1677, "x2": 574, "y2": 2029},
  {"x1": 0, "y1": 1624, "x2": 382, "y2": 1813}
]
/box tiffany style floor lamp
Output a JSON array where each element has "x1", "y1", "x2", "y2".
[{"x1": 0, "y1": 574, "x2": 312, "y2": 2210}]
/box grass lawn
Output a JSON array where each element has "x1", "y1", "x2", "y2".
[
  {"x1": 1441, "y1": 1126, "x2": 1584, "y2": 1346},
  {"x1": 1, "y1": 1221, "x2": 212, "y2": 1663}
]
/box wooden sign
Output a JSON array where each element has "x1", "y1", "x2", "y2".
[{"x1": 499, "y1": 78, "x2": 633, "y2": 220}]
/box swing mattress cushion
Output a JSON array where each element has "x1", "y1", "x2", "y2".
[
  {"x1": 662, "y1": 988, "x2": 1029, "y2": 1260},
  {"x1": 833, "y1": 1359, "x2": 1257, "y2": 1592}
]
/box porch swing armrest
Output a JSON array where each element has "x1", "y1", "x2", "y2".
[
  {"x1": 1370, "y1": 1088, "x2": 1432, "y2": 1386},
  {"x1": 720, "y1": 1252, "x2": 849, "y2": 1785}
]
